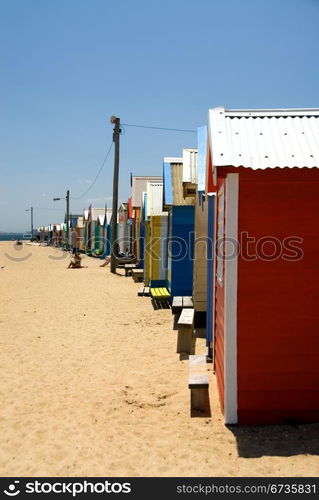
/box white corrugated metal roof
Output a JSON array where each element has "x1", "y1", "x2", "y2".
[
  {"x1": 105, "y1": 208, "x2": 112, "y2": 225},
  {"x1": 182, "y1": 148, "x2": 198, "y2": 183},
  {"x1": 118, "y1": 203, "x2": 127, "y2": 212},
  {"x1": 132, "y1": 176, "x2": 163, "y2": 207},
  {"x1": 91, "y1": 208, "x2": 107, "y2": 221},
  {"x1": 98, "y1": 215, "x2": 105, "y2": 225},
  {"x1": 90, "y1": 209, "x2": 112, "y2": 225},
  {"x1": 146, "y1": 182, "x2": 167, "y2": 217},
  {"x1": 208, "y1": 106, "x2": 319, "y2": 169},
  {"x1": 163, "y1": 157, "x2": 183, "y2": 163}
]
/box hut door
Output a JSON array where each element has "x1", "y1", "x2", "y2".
[
  {"x1": 214, "y1": 174, "x2": 239, "y2": 424},
  {"x1": 214, "y1": 173, "x2": 239, "y2": 424},
  {"x1": 213, "y1": 180, "x2": 226, "y2": 414}
]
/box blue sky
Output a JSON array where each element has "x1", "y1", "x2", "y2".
[{"x1": 1, "y1": 0, "x2": 318, "y2": 231}]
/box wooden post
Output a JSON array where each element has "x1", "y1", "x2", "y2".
[{"x1": 110, "y1": 116, "x2": 120, "y2": 274}]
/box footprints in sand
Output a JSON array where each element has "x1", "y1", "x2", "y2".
[{"x1": 120, "y1": 385, "x2": 177, "y2": 410}]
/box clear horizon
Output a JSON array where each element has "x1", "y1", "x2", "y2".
[{"x1": 1, "y1": 0, "x2": 319, "y2": 231}]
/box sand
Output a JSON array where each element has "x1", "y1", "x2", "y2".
[{"x1": 0, "y1": 240, "x2": 318, "y2": 477}]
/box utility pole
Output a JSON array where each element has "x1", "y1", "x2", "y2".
[
  {"x1": 66, "y1": 189, "x2": 70, "y2": 250},
  {"x1": 25, "y1": 207, "x2": 34, "y2": 240},
  {"x1": 110, "y1": 116, "x2": 120, "y2": 274},
  {"x1": 31, "y1": 206, "x2": 34, "y2": 240},
  {"x1": 53, "y1": 190, "x2": 70, "y2": 250}
]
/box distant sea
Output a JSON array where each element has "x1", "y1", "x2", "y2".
[{"x1": 0, "y1": 233, "x2": 29, "y2": 241}]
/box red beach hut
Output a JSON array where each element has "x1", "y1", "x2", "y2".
[{"x1": 207, "y1": 107, "x2": 319, "y2": 425}]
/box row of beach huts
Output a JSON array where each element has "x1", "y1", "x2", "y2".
[{"x1": 37, "y1": 106, "x2": 319, "y2": 426}]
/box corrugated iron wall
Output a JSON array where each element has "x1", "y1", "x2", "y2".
[
  {"x1": 171, "y1": 163, "x2": 195, "y2": 206},
  {"x1": 193, "y1": 193, "x2": 209, "y2": 312},
  {"x1": 182, "y1": 148, "x2": 197, "y2": 184},
  {"x1": 144, "y1": 221, "x2": 151, "y2": 285},
  {"x1": 146, "y1": 182, "x2": 167, "y2": 216},
  {"x1": 138, "y1": 222, "x2": 145, "y2": 270},
  {"x1": 236, "y1": 167, "x2": 319, "y2": 425},
  {"x1": 206, "y1": 194, "x2": 215, "y2": 348},
  {"x1": 132, "y1": 176, "x2": 163, "y2": 207}
]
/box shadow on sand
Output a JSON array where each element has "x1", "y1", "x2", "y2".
[
  {"x1": 190, "y1": 390, "x2": 212, "y2": 418},
  {"x1": 151, "y1": 299, "x2": 170, "y2": 311},
  {"x1": 228, "y1": 422, "x2": 319, "y2": 458},
  {"x1": 172, "y1": 313, "x2": 179, "y2": 330}
]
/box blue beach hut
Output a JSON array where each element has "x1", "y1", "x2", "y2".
[{"x1": 163, "y1": 150, "x2": 197, "y2": 300}]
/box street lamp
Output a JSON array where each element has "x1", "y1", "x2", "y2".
[
  {"x1": 53, "y1": 190, "x2": 70, "y2": 250},
  {"x1": 25, "y1": 207, "x2": 34, "y2": 240}
]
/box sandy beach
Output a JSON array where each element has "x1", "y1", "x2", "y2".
[{"x1": 0, "y1": 240, "x2": 318, "y2": 477}]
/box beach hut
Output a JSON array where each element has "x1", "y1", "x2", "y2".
[
  {"x1": 68, "y1": 215, "x2": 82, "y2": 252},
  {"x1": 51, "y1": 223, "x2": 60, "y2": 245},
  {"x1": 83, "y1": 209, "x2": 90, "y2": 251},
  {"x1": 131, "y1": 175, "x2": 163, "y2": 209},
  {"x1": 37, "y1": 226, "x2": 48, "y2": 243},
  {"x1": 143, "y1": 182, "x2": 168, "y2": 287},
  {"x1": 96, "y1": 209, "x2": 112, "y2": 256},
  {"x1": 131, "y1": 175, "x2": 163, "y2": 264},
  {"x1": 76, "y1": 216, "x2": 85, "y2": 252},
  {"x1": 207, "y1": 106, "x2": 319, "y2": 425},
  {"x1": 47, "y1": 225, "x2": 52, "y2": 243},
  {"x1": 61, "y1": 223, "x2": 68, "y2": 247},
  {"x1": 87, "y1": 207, "x2": 108, "y2": 253},
  {"x1": 93, "y1": 214, "x2": 103, "y2": 253},
  {"x1": 127, "y1": 197, "x2": 134, "y2": 254},
  {"x1": 192, "y1": 126, "x2": 216, "y2": 354},
  {"x1": 191, "y1": 131, "x2": 210, "y2": 327},
  {"x1": 163, "y1": 151, "x2": 196, "y2": 300},
  {"x1": 94, "y1": 215, "x2": 105, "y2": 254},
  {"x1": 105, "y1": 209, "x2": 113, "y2": 256},
  {"x1": 117, "y1": 203, "x2": 130, "y2": 253},
  {"x1": 137, "y1": 191, "x2": 148, "y2": 272},
  {"x1": 127, "y1": 196, "x2": 144, "y2": 267}
]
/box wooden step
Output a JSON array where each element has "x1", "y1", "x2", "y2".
[
  {"x1": 176, "y1": 308, "x2": 195, "y2": 354},
  {"x1": 172, "y1": 296, "x2": 183, "y2": 314},
  {"x1": 188, "y1": 355, "x2": 209, "y2": 388},
  {"x1": 188, "y1": 354, "x2": 209, "y2": 414},
  {"x1": 132, "y1": 269, "x2": 144, "y2": 282},
  {"x1": 172, "y1": 296, "x2": 193, "y2": 314},
  {"x1": 178, "y1": 308, "x2": 195, "y2": 328},
  {"x1": 137, "y1": 286, "x2": 150, "y2": 297},
  {"x1": 182, "y1": 296, "x2": 193, "y2": 308}
]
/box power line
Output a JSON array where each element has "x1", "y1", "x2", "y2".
[
  {"x1": 71, "y1": 141, "x2": 114, "y2": 200},
  {"x1": 121, "y1": 123, "x2": 197, "y2": 133},
  {"x1": 33, "y1": 207, "x2": 65, "y2": 211}
]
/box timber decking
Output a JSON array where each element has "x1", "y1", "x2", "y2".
[
  {"x1": 172, "y1": 296, "x2": 193, "y2": 315},
  {"x1": 137, "y1": 286, "x2": 150, "y2": 297},
  {"x1": 177, "y1": 308, "x2": 195, "y2": 328}
]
